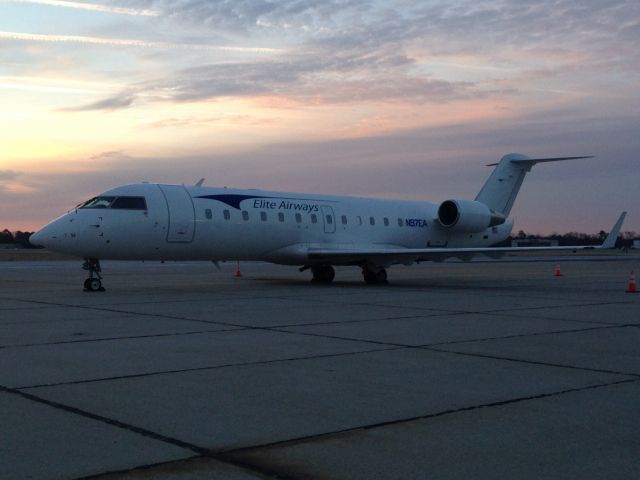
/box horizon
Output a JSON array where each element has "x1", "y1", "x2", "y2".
[{"x1": 1, "y1": 1, "x2": 638, "y2": 233}]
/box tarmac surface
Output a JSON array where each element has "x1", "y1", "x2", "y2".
[{"x1": 1, "y1": 255, "x2": 639, "y2": 479}]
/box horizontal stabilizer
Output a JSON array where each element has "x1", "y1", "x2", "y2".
[{"x1": 486, "y1": 156, "x2": 593, "y2": 167}]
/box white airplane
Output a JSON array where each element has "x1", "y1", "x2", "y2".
[{"x1": 30, "y1": 153, "x2": 625, "y2": 291}]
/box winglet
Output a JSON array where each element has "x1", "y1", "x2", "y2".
[
  {"x1": 600, "y1": 211, "x2": 627, "y2": 249},
  {"x1": 195, "y1": 178, "x2": 205, "y2": 187}
]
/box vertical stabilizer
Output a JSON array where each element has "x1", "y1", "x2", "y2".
[{"x1": 475, "y1": 153, "x2": 592, "y2": 216}]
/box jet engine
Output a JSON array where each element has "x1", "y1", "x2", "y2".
[{"x1": 437, "y1": 199, "x2": 506, "y2": 233}]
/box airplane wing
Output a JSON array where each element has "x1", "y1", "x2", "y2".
[{"x1": 307, "y1": 212, "x2": 627, "y2": 265}]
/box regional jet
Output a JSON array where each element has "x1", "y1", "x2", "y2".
[{"x1": 30, "y1": 153, "x2": 626, "y2": 291}]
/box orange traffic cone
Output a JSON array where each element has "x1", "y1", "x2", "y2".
[
  {"x1": 554, "y1": 264, "x2": 563, "y2": 277},
  {"x1": 627, "y1": 271, "x2": 636, "y2": 293},
  {"x1": 234, "y1": 261, "x2": 242, "y2": 278}
]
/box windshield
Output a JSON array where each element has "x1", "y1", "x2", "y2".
[
  {"x1": 79, "y1": 196, "x2": 115, "y2": 209},
  {"x1": 78, "y1": 196, "x2": 147, "y2": 210}
]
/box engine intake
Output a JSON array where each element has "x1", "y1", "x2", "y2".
[{"x1": 438, "y1": 199, "x2": 506, "y2": 233}]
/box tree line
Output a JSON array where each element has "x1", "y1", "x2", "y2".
[
  {"x1": 512, "y1": 230, "x2": 637, "y2": 248},
  {"x1": 0, "y1": 230, "x2": 37, "y2": 248}
]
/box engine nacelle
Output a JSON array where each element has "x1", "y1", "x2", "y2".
[{"x1": 437, "y1": 199, "x2": 506, "y2": 233}]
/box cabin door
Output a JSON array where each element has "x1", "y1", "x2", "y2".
[
  {"x1": 159, "y1": 185, "x2": 196, "y2": 243},
  {"x1": 321, "y1": 206, "x2": 336, "y2": 234}
]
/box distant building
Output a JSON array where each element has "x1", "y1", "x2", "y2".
[{"x1": 511, "y1": 239, "x2": 559, "y2": 248}]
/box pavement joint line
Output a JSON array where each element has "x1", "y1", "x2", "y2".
[
  {"x1": 269, "y1": 326, "x2": 640, "y2": 378},
  {"x1": 419, "y1": 323, "x2": 635, "y2": 348},
  {"x1": 0, "y1": 383, "x2": 207, "y2": 455},
  {"x1": 267, "y1": 312, "x2": 465, "y2": 329},
  {"x1": 0, "y1": 327, "x2": 245, "y2": 350},
  {"x1": 72, "y1": 455, "x2": 205, "y2": 480},
  {"x1": 477, "y1": 309, "x2": 626, "y2": 326},
  {"x1": 287, "y1": 299, "x2": 633, "y2": 317},
  {"x1": 270, "y1": 307, "x2": 626, "y2": 330},
  {"x1": 219, "y1": 377, "x2": 640, "y2": 457},
  {"x1": 17, "y1": 347, "x2": 403, "y2": 390},
  {"x1": 423, "y1": 346, "x2": 640, "y2": 378},
  {"x1": 0, "y1": 385, "x2": 297, "y2": 480},
  {"x1": 470, "y1": 300, "x2": 634, "y2": 315},
  {"x1": 0, "y1": 298, "x2": 253, "y2": 329}
]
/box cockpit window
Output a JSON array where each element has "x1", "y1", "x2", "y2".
[
  {"x1": 111, "y1": 196, "x2": 147, "y2": 210},
  {"x1": 79, "y1": 196, "x2": 115, "y2": 209},
  {"x1": 79, "y1": 196, "x2": 146, "y2": 210}
]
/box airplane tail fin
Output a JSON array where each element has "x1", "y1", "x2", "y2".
[{"x1": 475, "y1": 153, "x2": 592, "y2": 216}]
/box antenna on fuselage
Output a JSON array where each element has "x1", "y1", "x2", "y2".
[{"x1": 195, "y1": 178, "x2": 205, "y2": 187}]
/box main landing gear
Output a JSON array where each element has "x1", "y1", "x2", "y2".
[
  {"x1": 82, "y1": 258, "x2": 105, "y2": 292},
  {"x1": 362, "y1": 266, "x2": 388, "y2": 285},
  {"x1": 311, "y1": 264, "x2": 335, "y2": 283}
]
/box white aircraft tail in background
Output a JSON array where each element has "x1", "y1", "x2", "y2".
[{"x1": 30, "y1": 153, "x2": 625, "y2": 291}]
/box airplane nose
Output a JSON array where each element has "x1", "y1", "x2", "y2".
[
  {"x1": 29, "y1": 221, "x2": 64, "y2": 249},
  {"x1": 29, "y1": 230, "x2": 45, "y2": 247}
]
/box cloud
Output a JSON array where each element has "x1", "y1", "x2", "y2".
[
  {"x1": 143, "y1": 48, "x2": 495, "y2": 106},
  {"x1": 7, "y1": 0, "x2": 160, "y2": 16},
  {"x1": 58, "y1": 91, "x2": 137, "y2": 111},
  {"x1": 0, "y1": 170, "x2": 21, "y2": 181},
  {"x1": 135, "y1": 0, "x2": 360, "y2": 32}
]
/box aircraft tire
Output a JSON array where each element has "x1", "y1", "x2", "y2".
[
  {"x1": 312, "y1": 265, "x2": 335, "y2": 283},
  {"x1": 363, "y1": 268, "x2": 388, "y2": 285},
  {"x1": 87, "y1": 278, "x2": 103, "y2": 292}
]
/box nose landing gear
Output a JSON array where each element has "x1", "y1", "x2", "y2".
[{"x1": 82, "y1": 258, "x2": 105, "y2": 292}]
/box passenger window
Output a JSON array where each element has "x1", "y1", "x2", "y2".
[
  {"x1": 278, "y1": 212, "x2": 285, "y2": 222},
  {"x1": 311, "y1": 214, "x2": 318, "y2": 224},
  {"x1": 341, "y1": 215, "x2": 347, "y2": 225},
  {"x1": 242, "y1": 211, "x2": 249, "y2": 221},
  {"x1": 369, "y1": 217, "x2": 375, "y2": 226},
  {"x1": 205, "y1": 208, "x2": 212, "y2": 220},
  {"x1": 295, "y1": 213, "x2": 302, "y2": 223},
  {"x1": 260, "y1": 211, "x2": 267, "y2": 222},
  {"x1": 356, "y1": 216, "x2": 362, "y2": 225},
  {"x1": 326, "y1": 215, "x2": 333, "y2": 224},
  {"x1": 223, "y1": 210, "x2": 231, "y2": 220},
  {"x1": 383, "y1": 217, "x2": 389, "y2": 227},
  {"x1": 397, "y1": 218, "x2": 403, "y2": 227}
]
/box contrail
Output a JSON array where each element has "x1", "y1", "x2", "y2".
[
  {"x1": 4, "y1": 0, "x2": 160, "y2": 17},
  {"x1": 0, "y1": 31, "x2": 284, "y2": 53}
]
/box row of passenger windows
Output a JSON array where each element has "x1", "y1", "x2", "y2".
[{"x1": 204, "y1": 209, "x2": 411, "y2": 227}]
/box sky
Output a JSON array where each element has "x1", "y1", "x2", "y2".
[{"x1": 0, "y1": 0, "x2": 638, "y2": 234}]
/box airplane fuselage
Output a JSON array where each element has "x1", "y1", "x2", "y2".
[{"x1": 36, "y1": 182, "x2": 513, "y2": 265}]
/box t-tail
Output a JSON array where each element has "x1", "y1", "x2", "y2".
[{"x1": 475, "y1": 153, "x2": 593, "y2": 216}]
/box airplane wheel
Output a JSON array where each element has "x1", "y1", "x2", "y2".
[
  {"x1": 312, "y1": 265, "x2": 335, "y2": 283},
  {"x1": 363, "y1": 268, "x2": 387, "y2": 285},
  {"x1": 85, "y1": 278, "x2": 104, "y2": 292},
  {"x1": 322, "y1": 266, "x2": 335, "y2": 283},
  {"x1": 376, "y1": 268, "x2": 388, "y2": 284},
  {"x1": 363, "y1": 269, "x2": 377, "y2": 285}
]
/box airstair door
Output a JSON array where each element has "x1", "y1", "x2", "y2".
[
  {"x1": 159, "y1": 185, "x2": 195, "y2": 243},
  {"x1": 321, "y1": 206, "x2": 336, "y2": 234}
]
